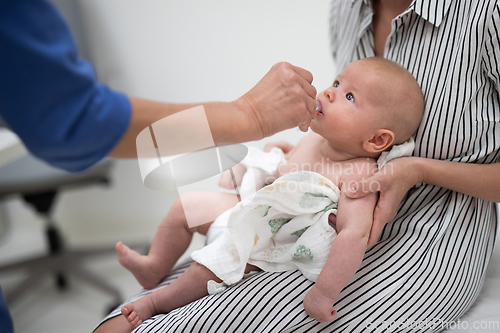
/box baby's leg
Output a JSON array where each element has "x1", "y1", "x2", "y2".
[
  {"x1": 95, "y1": 262, "x2": 260, "y2": 333},
  {"x1": 117, "y1": 192, "x2": 238, "y2": 289},
  {"x1": 121, "y1": 262, "x2": 221, "y2": 329}
]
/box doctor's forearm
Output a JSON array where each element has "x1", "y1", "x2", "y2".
[{"x1": 108, "y1": 97, "x2": 260, "y2": 158}]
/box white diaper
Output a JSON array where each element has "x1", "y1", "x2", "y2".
[{"x1": 205, "y1": 209, "x2": 231, "y2": 245}]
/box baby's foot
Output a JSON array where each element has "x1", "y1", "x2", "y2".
[
  {"x1": 116, "y1": 242, "x2": 163, "y2": 289},
  {"x1": 121, "y1": 297, "x2": 156, "y2": 329}
]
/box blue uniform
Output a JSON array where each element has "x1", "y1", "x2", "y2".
[
  {"x1": 0, "y1": 0, "x2": 132, "y2": 330},
  {"x1": 0, "y1": 0, "x2": 131, "y2": 173}
]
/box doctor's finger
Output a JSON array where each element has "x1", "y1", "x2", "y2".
[
  {"x1": 298, "y1": 94, "x2": 317, "y2": 131},
  {"x1": 292, "y1": 67, "x2": 318, "y2": 101},
  {"x1": 300, "y1": 85, "x2": 318, "y2": 121},
  {"x1": 298, "y1": 122, "x2": 311, "y2": 132},
  {"x1": 292, "y1": 65, "x2": 314, "y2": 84},
  {"x1": 296, "y1": 75, "x2": 318, "y2": 100}
]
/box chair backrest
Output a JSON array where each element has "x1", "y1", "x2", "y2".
[{"x1": 0, "y1": 155, "x2": 112, "y2": 199}]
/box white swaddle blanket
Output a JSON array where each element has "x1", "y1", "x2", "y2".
[{"x1": 192, "y1": 170, "x2": 340, "y2": 286}]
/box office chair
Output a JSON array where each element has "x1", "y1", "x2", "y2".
[{"x1": 0, "y1": 154, "x2": 148, "y2": 312}]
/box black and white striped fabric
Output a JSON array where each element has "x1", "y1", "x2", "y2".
[{"x1": 97, "y1": 0, "x2": 499, "y2": 331}]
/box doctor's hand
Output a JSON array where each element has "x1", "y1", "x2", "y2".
[
  {"x1": 235, "y1": 62, "x2": 317, "y2": 138},
  {"x1": 344, "y1": 157, "x2": 423, "y2": 248}
]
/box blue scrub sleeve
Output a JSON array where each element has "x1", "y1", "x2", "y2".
[
  {"x1": 0, "y1": 286, "x2": 13, "y2": 333},
  {"x1": 0, "y1": 0, "x2": 131, "y2": 172}
]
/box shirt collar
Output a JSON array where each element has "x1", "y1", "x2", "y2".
[
  {"x1": 355, "y1": 0, "x2": 453, "y2": 27},
  {"x1": 409, "y1": 0, "x2": 453, "y2": 27}
]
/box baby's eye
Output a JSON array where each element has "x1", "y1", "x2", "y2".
[
  {"x1": 346, "y1": 93, "x2": 355, "y2": 102},
  {"x1": 333, "y1": 81, "x2": 339, "y2": 88}
]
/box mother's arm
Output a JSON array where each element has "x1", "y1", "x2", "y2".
[{"x1": 345, "y1": 157, "x2": 500, "y2": 247}]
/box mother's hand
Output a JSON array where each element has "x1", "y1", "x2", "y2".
[
  {"x1": 343, "y1": 157, "x2": 423, "y2": 247},
  {"x1": 235, "y1": 62, "x2": 317, "y2": 138}
]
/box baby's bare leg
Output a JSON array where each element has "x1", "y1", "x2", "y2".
[
  {"x1": 117, "y1": 192, "x2": 238, "y2": 289},
  {"x1": 95, "y1": 262, "x2": 260, "y2": 333},
  {"x1": 120, "y1": 262, "x2": 221, "y2": 329}
]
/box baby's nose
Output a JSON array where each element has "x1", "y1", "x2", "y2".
[{"x1": 324, "y1": 87, "x2": 335, "y2": 102}]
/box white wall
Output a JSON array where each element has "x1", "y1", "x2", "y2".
[
  {"x1": 80, "y1": 0, "x2": 336, "y2": 102},
  {"x1": 2, "y1": 0, "x2": 336, "y2": 259}
]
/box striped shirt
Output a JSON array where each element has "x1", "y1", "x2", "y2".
[
  {"x1": 99, "y1": 1, "x2": 499, "y2": 332},
  {"x1": 327, "y1": 0, "x2": 500, "y2": 331}
]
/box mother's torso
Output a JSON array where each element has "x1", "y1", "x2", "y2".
[{"x1": 330, "y1": 0, "x2": 500, "y2": 165}]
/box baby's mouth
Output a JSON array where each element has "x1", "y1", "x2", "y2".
[{"x1": 316, "y1": 101, "x2": 323, "y2": 114}]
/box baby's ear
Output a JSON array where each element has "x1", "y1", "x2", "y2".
[{"x1": 363, "y1": 129, "x2": 394, "y2": 153}]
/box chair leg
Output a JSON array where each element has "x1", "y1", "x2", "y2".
[
  {"x1": 67, "y1": 259, "x2": 122, "y2": 305},
  {"x1": 46, "y1": 223, "x2": 63, "y2": 254},
  {"x1": 2, "y1": 191, "x2": 150, "y2": 308},
  {"x1": 5, "y1": 266, "x2": 51, "y2": 305}
]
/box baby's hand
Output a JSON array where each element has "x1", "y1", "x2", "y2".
[
  {"x1": 263, "y1": 141, "x2": 294, "y2": 159},
  {"x1": 263, "y1": 141, "x2": 294, "y2": 154},
  {"x1": 303, "y1": 285, "x2": 337, "y2": 322}
]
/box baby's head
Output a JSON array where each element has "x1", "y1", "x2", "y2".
[{"x1": 312, "y1": 57, "x2": 424, "y2": 159}]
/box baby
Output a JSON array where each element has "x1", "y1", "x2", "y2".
[{"x1": 115, "y1": 57, "x2": 425, "y2": 329}]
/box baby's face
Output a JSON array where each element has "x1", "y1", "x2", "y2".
[{"x1": 311, "y1": 61, "x2": 385, "y2": 151}]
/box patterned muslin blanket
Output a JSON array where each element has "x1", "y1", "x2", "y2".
[{"x1": 191, "y1": 170, "x2": 340, "y2": 286}]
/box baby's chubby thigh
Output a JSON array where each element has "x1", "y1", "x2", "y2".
[{"x1": 173, "y1": 191, "x2": 240, "y2": 235}]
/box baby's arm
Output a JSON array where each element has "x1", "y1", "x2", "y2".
[
  {"x1": 303, "y1": 163, "x2": 378, "y2": 322},
  {"x1": 263, "y1": 140, "x2": 295, "y2": 156},
  {"x1": 219, "y1": 141, "x2": 297, "y2": 190}
]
